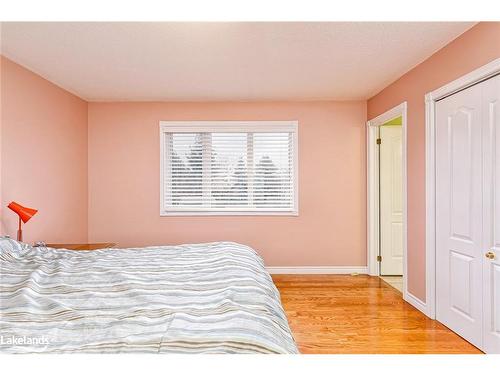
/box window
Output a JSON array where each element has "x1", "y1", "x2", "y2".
[{"x1": 160, "y1": 121, "x2": 298, "y2": 215}]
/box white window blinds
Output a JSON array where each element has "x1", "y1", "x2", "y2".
[{"x1": 160, "y1": 121, "x2": 298, "y2": 215}]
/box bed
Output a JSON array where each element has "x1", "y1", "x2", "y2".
[{"x1": 0, "y1": 238, "x2": 298, "y2": 354}]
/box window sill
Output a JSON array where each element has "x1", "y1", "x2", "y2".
[{"x1": 160, "y1": 210, "x2": 299, "y2": 217}]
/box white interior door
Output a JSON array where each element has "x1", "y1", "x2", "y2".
[
  {"x1": 436, "y1": 82, "x2": 483, "y2": 349},
  {"x1": 379, "y1": 125, "x2": 403, "y2": 275},
  {"x1": 482, "y1": 74, "x2": 500, "y2": 354}
]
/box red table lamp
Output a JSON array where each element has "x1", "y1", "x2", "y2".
[{"x1": 7, "y1": 201, "x2": 38, "y2": 242}]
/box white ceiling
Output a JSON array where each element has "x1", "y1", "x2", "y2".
[{"x1": 0, "y1": 22, "x2": 475, "y2": 101}]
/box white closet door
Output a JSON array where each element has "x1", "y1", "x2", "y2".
[
  {"x1": 379, "y1": 125, "x2": 403, "y2": 275},
  {"x1": 482, "y1": 74, "x2": 500, "y2": 354},
  {"x1": 436, "y1": 82, "x2": 483, "y2": 349}
]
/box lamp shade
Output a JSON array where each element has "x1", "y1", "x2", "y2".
[{"x1": 7, "y1": 202, "x2": 38, "y2": 223}]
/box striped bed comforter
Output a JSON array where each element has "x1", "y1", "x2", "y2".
[{"x1": 0, "y1": 240, "x2": 298, "y2": 354}]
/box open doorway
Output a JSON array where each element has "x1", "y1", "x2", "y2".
[
  {"x1": 367, "y1": 103, "x2": 407, "y2": 297},
  {"x1": 378, "y1": 117, "x2": 403, "y2": 291}
]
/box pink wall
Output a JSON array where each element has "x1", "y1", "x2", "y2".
[
  {"x1": 0, "y1": 57, "x2": 3, "y2": 228},
  {"x1": 0, "y1": 56, "x2": 88, "y2": 243},
  {"x1": 368, "y1": 22, "x2": 500, "y2": 301},
  {"x1": 88, "y1": 101, "x2": 367, "y2": 266}
]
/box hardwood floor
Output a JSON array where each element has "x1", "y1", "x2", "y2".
[
  {"x1": 379, "y1": 275, "x2": 403, "y2": 293},
  {"x1": 272, "y1": 275, "x2": 482, "y2": 354}
]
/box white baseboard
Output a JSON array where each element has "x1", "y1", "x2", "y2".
[
  {"x1": 404, "y1": 290, "x2": 431, "y2": 317},
  {"x1": 266, "y1": 266, "x2": 368, "y2": 275}
]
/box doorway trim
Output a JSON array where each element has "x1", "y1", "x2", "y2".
[
  {"x1": 425, "y1": 57, "x2": 500, "y2": 320},
  {"x1": 367, "y1": 102, "x2": 408, "y2": 301}
]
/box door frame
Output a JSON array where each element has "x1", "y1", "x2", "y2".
[
  {"x1": 425, "y1": 57, "x2": 500, "y2": 320},
  {"x1": 367, "y1": 102, "x2": 408, "y2": 297}
]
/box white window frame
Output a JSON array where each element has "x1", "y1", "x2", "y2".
[{"x1": 159, "y1": 121, "x2": 299, "y2": 216}]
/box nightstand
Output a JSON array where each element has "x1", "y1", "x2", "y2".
[{"x1": 45, "y1": 243, "x2": 117, "y2": 251}]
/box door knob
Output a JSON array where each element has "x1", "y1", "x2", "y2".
[{"x1": 485, "y1": 251, "x2": 495, "y2": 260}]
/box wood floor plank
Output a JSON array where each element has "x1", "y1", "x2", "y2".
[{"x1": 272, "y1": 274, "x2": 482, "y2": 354}]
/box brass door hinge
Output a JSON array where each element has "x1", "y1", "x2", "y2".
[
  {"x1": 376, "y1": 138, "x2": 382, "y2": 145},
  {"x1": 377, "y1": 255, "x2": 382, "y2": 262}
]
